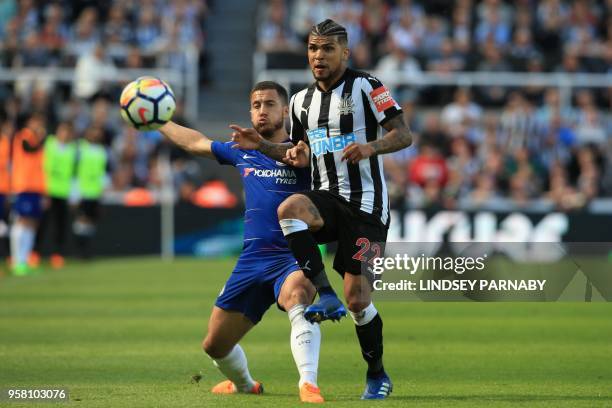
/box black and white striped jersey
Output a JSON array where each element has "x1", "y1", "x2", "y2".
[{"x1": 289, "y1": 68, "x2": 402, "y2": 226}]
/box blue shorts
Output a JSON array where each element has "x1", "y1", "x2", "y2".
[
  {"x1": 215, "y1": 252, "x2": 301, "y2": 324},
  {"x1": 13, "y1": 192, "x2": 43, "y2": 219},
  {"x1": 0, "y1": 194, "x2": 5, "y2": 219}
]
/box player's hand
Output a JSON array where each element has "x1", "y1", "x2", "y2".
[
  {"x1": 341, "y1": 143, "x2": 375, "y2": 164},
  {"x1": 284, "y1": 141, "x2": 310, "y2": 168},
  {"x1": 229, "y1": 125, "x2": 263, "y2": 150}
]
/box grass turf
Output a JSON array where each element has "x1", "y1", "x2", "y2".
[{"x1": 0, "y1": 257, "x2": 611, "y2": 407}]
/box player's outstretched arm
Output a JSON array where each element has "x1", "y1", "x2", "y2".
[
  {"x1": 229, "y1": 124, "x2": 293, "y2": 162},
  {"x1": 159, "y1": 121, "x2": 214, "y2": 159}
]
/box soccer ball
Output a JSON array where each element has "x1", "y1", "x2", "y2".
[{"x1": 119, "y1": 76, "x2": 176, "y2": 131}]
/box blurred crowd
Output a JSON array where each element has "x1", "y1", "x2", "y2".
[
  {"x1": 258, "y1": 0, "x2": 612, "y2": 210},
  {"x1": 384, "y1": 86, "x2": 612, "y2": 211},
  {"x1": 0, "y1": 0, "x2": 210, "y2": 198},
  {"x1": 259, "y1": 0, "x2": 611, "y2": 76}
]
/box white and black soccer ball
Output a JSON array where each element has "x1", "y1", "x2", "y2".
[{"x1": 119, "y1": 76, "x2": 176, "y2": 131}]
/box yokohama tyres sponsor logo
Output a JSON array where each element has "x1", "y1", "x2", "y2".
[{"x1": 370, "y1": 86, "x2": 396, "y2": 112}]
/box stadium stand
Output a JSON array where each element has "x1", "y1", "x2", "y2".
[
  {"x1": 256, "y1": 0, "x2": 612, "y2": 211},
  {"x1": 0, "y1": 0, "x2": 209, "y2": 199}
]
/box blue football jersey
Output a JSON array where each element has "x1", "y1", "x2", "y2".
[{"x1": 211, "y1": 141, "x2": 310, "y2": 255}]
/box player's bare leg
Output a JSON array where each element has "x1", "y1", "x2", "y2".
[
  {"x1": 278, "y1": 270, "x2": 324, "y2": 403},
  {"x1": 343, "y1": 273, "x2": 392, "y2": 399},
  {"x1": 203, "y1": 307, "x2": 262, "y2": 395},
  {"x1": 278, "y1": 194, "x2": 346, "y2": 323}
]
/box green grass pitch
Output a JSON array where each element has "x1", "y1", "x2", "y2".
[{"x1": 0, "y1": 257, "x2": 611, "y2": 407}]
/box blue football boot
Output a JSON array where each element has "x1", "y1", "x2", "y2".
[
  {"x1": 361, "y1": 372, "x2": 393, "y2": 400},
  {"x1": 303, "y1": 293, "x2": 347, "y2": 323}
]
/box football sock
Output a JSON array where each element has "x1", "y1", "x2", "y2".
[
  {"x1": 280, "y1": 219, "x2": 335, "y2": 295},
  {"x1": 351, "y1": 303, "x2": 385, "y2": 378},
  {"x1": 288, "y1": 304, "x2": 321, "y2": 387},
  {"x1": 20, "y1": 226, "x2": 35, "y2": 264},
  {"x1": 10, "y1": 223, "x2": 24, "y2": 265},
  {"x1": 211, "y1": 344, "x2": 256, "y2": 392},
  {"x1": 10, "y1": 223, "x2": 33, "y2": 266}
]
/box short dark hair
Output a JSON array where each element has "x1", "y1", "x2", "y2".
[
  {"x1": 310, "y1": 19, "x2": 348, "y2": 45},
  {"x1": 250, "y1": 81, "x2": 289, "y2": 106}
]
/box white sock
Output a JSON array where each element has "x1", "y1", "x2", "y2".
[
  {"x1": 211, "y1": 344, "x2": 256, "y2": 392},
  {"x1": 349, "y1": 302, "x2": 378, "y2": 326},
  {"x1": 289, "y1": 304, "x2": 321, "y2": 387},
  {"x1": 20, "y1": 226, "x2": 35, "y2": 263},
  {"x1": 10, "y1": 223, "x2": 24, "y2": 265}
]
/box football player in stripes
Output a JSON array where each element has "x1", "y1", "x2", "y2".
[
  {"x1": 230, "y1": 19, "x2": 413, "y2": 399},
  {"x1": 160, "y1": 81, "x2": 325, "y2": 403}
]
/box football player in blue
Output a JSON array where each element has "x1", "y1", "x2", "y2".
[{"x1": 159, "y1": 81, "x2": 325, "y2": 403}]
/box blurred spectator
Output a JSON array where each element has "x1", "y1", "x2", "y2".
[
  {"x1": 387, "y1": 8, "x2": 422, "y2": 55},
  {"x1": 257, "y1": 0, "x2": 299, "y2": 52},
  {"x1": 135, "y1": 5, "x2": 162, "y2": 54},
  {"x1": 361, "y1": 0, "x2": 389, "y2": 50},
  {"x1": 73, "y1": 43, "x2": 118, "y2": 100},
  {"x1": 538, "y1": 113, "x2": 576, "y2": 168},
  {"x1": 419, "y1": 112, "x2": 449, "y2": 155},
  {"x1": 420, "y1": 16, "x2": 447, "y2": 60},
  {"x1": 66, "y1": 7, "x2": 101, "y2": 58},
  {"x1": 441, "y1": 88, "x2": 482, "y2": 138},
  {"x1": 535, "y1": 88, "x2": 575, "y2": 129},
  {"x1": 375, "y1": 40, "x2": 422, "y2": 88},
  {"x1": 426, "y1": 38, "x2": 465, "y2": 73},
  {"x1": 460, "y1": 174, "x2": 502, "y2": 208},
  {"x1": 499, "y1": 92, "x2": 538, "y2": 154},
  {"x1": 575, "y1": 106, "x2": 607, "y2": 146},
  {"x1": 331, "y1": 0, "x2": 364, "y2": 49},
  {"x1": 408, "y1": 143, "x2": 449, "y2": 188},
  {"x1": 104, "y1": 4, "x2": 131, "y2": 63},
  {"x1": 474, "y1": 6, "x2": 511, "y2": 48},
  {"x1": 477, "y1": 0, "x2": 513, "y2": 26},
  {"x1": 556, "y1": 50, "x2": 585, "y2": 73},
  {"x1": 17, "y1": 31, "x2": 50, "y2": 67},
  {"x1": 476, "y1": 42, "x2": 511, "y2": 106},
  {"x1": 161, "y1": 0, "x2": 205, "y2": 50},
  {"x1": 508, "y1": 28, "x2": 541, "y2": 71},
  {"x1": 291, "y1": 0, "x2": 332, "y2": 41},
  {"x1": 389, "y1": 0, "x2": 424, "y2": 26},
  {"x1": 451, "y1": 6, "x2": 472, "y2": 54},
  {"x1": 350, "y1": 40, "x2": 373, "y2": 70}
]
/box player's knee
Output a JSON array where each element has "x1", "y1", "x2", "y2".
[
  {"x1": 277, "y1": 196, "x2": 304, "y2": 220},
  {"x1": 290, "y1": 286, "x2": 312, "y2": 306},
  {"x1": 202, "y1": 335, "x2": 231, "y2": 359},
  {"x1": 346, "y1": 299, "x2": 370, "y2": 313}
]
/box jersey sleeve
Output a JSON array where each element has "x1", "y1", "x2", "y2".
[
  {"x1": 361, "y1": 76, "x2": 403, "y2": 126},
  {"x1": 211, "y1": 141, "x2": 240, "y2": 166},
  {"x1": 289, "y1": 94, "x2": 306, "y2": 145}
]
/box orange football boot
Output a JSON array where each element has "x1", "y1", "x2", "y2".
[
  {"x1": 299, "y1": 382, "x2": 324, "y2": 403},
  {"x1": 211, "y1": 380, "x2": 263, "y2": 395},
  {"x1": 28, "y1": 251, "x2": 40, "y2": 268},
  {"x1": 50, "y1": 254, "x2": 65, "y2": 269}
]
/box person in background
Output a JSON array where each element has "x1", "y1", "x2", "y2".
[
  {"x1": 10, "y1": 113, "x2": 46, "y2": 275},
  {"x1": 0, "y1": 120, "x2": 12, "y2": 272},
  {"x1": 74, "y1": 126, "x2": 108, "y2": 259},
  {"x1": 32, "y1": 121, "x2": 77, "y2": 269}
]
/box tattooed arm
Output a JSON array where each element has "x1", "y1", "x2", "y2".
[
  {"x1": 259, "y1": 139, "x2": 294, "y2": 162},
  {"x1": 229, "y1": 124, "x2": 293, "y2": 162},
  {"x1": 369, "y1": 114, "x2": 413, "y2": 155},
  {"x1": 341, "y1": 114, "x2": 413, "y2": 164}
]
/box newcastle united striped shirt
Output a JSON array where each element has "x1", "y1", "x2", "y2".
[{"x1": 289, "y1": 68, "x2": 403, "y2": 225}]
